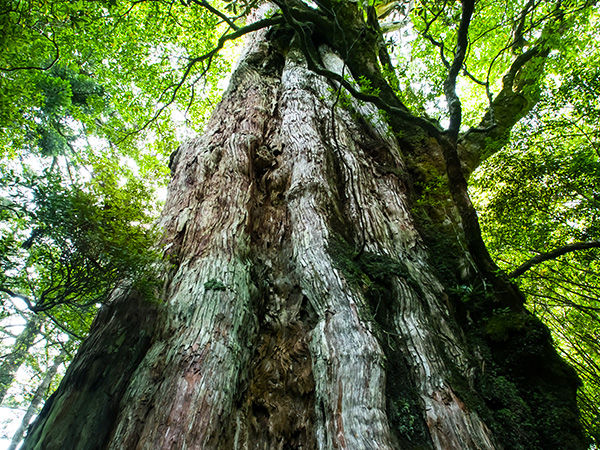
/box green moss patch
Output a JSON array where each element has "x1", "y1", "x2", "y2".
[{"x1": 204, "y1": 278, "x2": 227, "y2": 291}]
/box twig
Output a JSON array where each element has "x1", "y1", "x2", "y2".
[
  {"x1": 0, "y1": 287, "x2": 34, "y2": 310},
  {"x1": 118, "y1": 15, "x2": 285, "y2": 141},
  {"x1": 0, "y1": 28, "x2": 60, "y2": 72},
  {"x1": 189, "y1": 0, "x2": 239, "y2": 31}
]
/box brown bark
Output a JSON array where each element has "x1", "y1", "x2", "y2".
[{"x1": 22, "y1": 12, "x2": 585, "y2": 450}]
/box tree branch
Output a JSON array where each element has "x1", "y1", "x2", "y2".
[
  {"x1": 0, "y1": 287, "x2": 34, "y2": 310},
  {"x1": 273, "y1": 0, "x2": 442, "y2": 139},
  {"x1": 509, "y1": 241, "x2": 600, "y2": 278},
  {"x1": 511, "y1": 0, "x2": 536, "y2": 53},
  {"x1": 458, "y1": 0, "x2": 593, "y2": 175},
  {"x1": 0, "y1": 28, "x2": 60, "y2": 72},
  {"x1": 43, "y1": 312, "x2": 84, "y2": 341},
  {"x1": 118, "y1": 15, "x2": 285, "y2": 141},
  {"x1": 443, "y1": 0, "x2": 475, "y2": 140},
  {"x1": 418, "y1": 1, "x2": 452, "y2": 69},
  {"x1": 188, "y1": 0, "x2": 239, "y2": 31}
]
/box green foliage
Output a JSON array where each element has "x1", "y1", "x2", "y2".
[
  {"x1": 397, "y1": 0, "x2": 595, "y2": 126},
  {"x1": 0, "y1": 168, "x2": 160, "y2": 312},
  {"x1": 0, "y1": 0, "x2": 230, "y2": 161},
  {"x1": 204, "y1": 279, "x2": 227, "y2": 291},
  {"x1": 28, "y1": 65, "x2": 107, "y2": 157},
  {"x1": 0, "y1": 0, "x2": 231, "y2": 437},
  {"x1": 473, "y1": 62, "x2": 600, "y2": 446},
  {"x1": 0, "y1": 0, "x2": 597, "y2": 445}
]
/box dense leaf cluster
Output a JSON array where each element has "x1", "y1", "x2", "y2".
[{"x1": 1, "y1": 169, "x2": 159, "y2": 313}]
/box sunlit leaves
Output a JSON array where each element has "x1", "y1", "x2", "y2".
[
  {"x1": 397, "y1": 0, "x2": 597, "y2": 127},
  {"x1": 1, "y1": 168, "x2": 160, "y2": 314},
  {"x1": 0, "y1": 0, "x2": 233, "y2": 164},
  {"x1": 0, "y1": 1, "x2": 234, "y2": 441},
  {"x1": 472, "y1": 64, "x2": 600, "y2": 445}
]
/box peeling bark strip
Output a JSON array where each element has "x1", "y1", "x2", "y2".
[{"x1": 23, "y1": 13, "x2": 585, "y2": 450}]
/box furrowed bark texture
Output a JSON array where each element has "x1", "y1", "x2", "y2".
[{"x1": 23, "y1": 20, "x2": 585, "y2": 450}]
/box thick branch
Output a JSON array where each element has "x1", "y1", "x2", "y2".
[
  {"x1": 511, "y1": 0, "x2": 536, "y2": 53},
  {"x1": 0, "y1": 287, "x2": 34, "y2": 310},
  {"x1": 458, "y1": 0, "x2": 590, "y2": 175},
  {"x1": 510, "y1": 241, "x2": 600, "y2": 278},
  {"x1": 274, "y1": 0, "x2": 440, "y2": 139},
  {"x1": 436, "y1": 0, "x2": 527, "y2": 309},
  {"x1": 500, "y1": 45, "x2": 542, "y2": 94}
]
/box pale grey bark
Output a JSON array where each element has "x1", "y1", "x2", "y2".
[
  {"x1": 103, "y1": 37, "x2": 496, "y2": 448},
  {"x1": 20, "y1": 13, "x2": 584, "y2": 450},
  {"x1": 105, "y1": 28, "x2": 283, "y2": 449},
  {"x1": 280, "y1": 51, "x2": 393, "y2": 448},
  {"x1": 315, "y1": 49, "x2": 496, "y2": 449}
]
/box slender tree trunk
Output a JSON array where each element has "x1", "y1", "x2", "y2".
[
  {"x1": 22, "y1": 19, "x2": 585, "y2": 450},
  {"x1": 0, "y1": 315, "x2": 43, "y2": 405},
  {"x1": 7, "y1": 348, "x2": 66, "y2": 450}
]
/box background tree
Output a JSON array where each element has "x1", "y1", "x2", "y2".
[
  {"x1": 7, "y1": 345, "x2": 67, "y2": 450},
  {"x1": 0, "y1": 0, "x2": 597, "y2": 448},
  {"x1": 472, "y1": 63, "x2": 600, "y2": 446},
  {"x1": 0, "y1": 314, "x2": 43, "y2": 404}
]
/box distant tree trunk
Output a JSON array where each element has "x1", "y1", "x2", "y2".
[
  {"x1": 22, "y1": 12, "x2": 585, "y2": 450},
  {"x1": 0, "y1": 315, "x2": 42, "y2": 404},
  {"x1": 7, "y1": 347, "x2": 66, "y2": 450}
]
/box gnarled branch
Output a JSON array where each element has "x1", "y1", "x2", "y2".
[
  {"x1": 118, "y1": 15, "x2": 285, "y2": 141},
  {"x1": 189, "y1": 0, "x2": 239, "y2": 31}
]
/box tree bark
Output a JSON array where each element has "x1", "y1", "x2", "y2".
[{"x1": 22, "y1": 15, "x2": 585, "y2": 450}]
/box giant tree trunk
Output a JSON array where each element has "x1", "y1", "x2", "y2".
[{"x1": 22, "y1": 19, "x2": 584, "y2": 450}]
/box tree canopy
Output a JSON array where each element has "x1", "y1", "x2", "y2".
[{"x1": 1, "y1": 0, "x2": 599, "y2": 446}]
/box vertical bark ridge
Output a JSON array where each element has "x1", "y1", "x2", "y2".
[
  {"x1": 21, "y1": 19, "x2": 583, "y2": 450},
  {"x1": 106, "y1": 30, "x2": 282, "y2": 449},
  {"x1": 314, "y1": 49, "x2": 498, "y2": 448},
  {"x1": 278, "y1": 48, "x2": 394, "y2": 449},
  {"x1": 21, "y1": 287, "x2": 158, "y2": 450}
]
